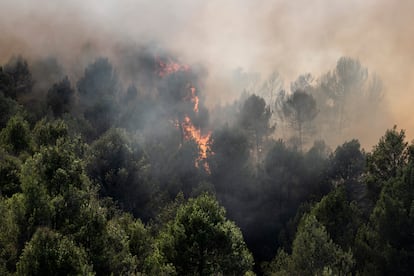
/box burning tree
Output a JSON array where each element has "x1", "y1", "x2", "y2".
[{"x1": 155, "y1": 57, "x2": 211, "y2": 172}]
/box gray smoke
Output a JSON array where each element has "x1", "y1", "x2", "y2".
[{"x1": 1, "y1": 0, "x2": 412, "y2": 148}]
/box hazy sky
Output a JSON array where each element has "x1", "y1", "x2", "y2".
[{"x1": 1, "y1": 0, "x2": 413, "y2": 145}]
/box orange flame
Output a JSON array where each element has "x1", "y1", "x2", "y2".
[
  {"x1": 156, "y1": 57, "x2": 189, "y2": 77},
  {"x1": 184, "y1": 85, "x2": 199, "y2": 113},
  {"x1": 181, "y1": 116, "x2": 211, "y2": 159},
  {"x1": 181, "y1": 115, "x2": 211, "y2": 172},
  {"x1": 156, "y1": 57, "x2": 211, "y2": 172},
  {"x1": 190, "y1": 87, "x2": 199, "y2": 113}
]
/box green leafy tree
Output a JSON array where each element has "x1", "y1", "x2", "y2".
[
  {"x1": 0, "y1": 114, "x2": 32, "y2": 155},
  {"x1": 366, "y1": 126, "x2": 408, "y2": 200},
  {"x1": 98, "y1": 218, "x2": 139, "y2": 274},
  {"x1": 154, "y1": 194, "x2": 254, "y2": 275},
  {"x1": 116, "y1": 213, "x2": 152, "y2": 271},
  {"x1": 19, "y1": 136, "x2": 140, "y2": 275},
  {"x1": 0, "y1": 92, "x2": 22, "y2": 129},
  {"x1": 0, "y1": 150, "x2": 21, "y2": 197},
  {"x1": 353, "y1": 223, "x2": 384, "y2": 275},
  {"x1": 70, "y1": 196, "x2": 139, "y2": 275},
  {"x1": 267, "y1": 214, "x2": 354, "y2": 276},
  {"x1": 32, "y1": 118, "x2": 68, "y2": 148},
  {"x1": 355, "y1": 172, "x2": 414, "y2": 275},
  {"x1": 328, "y1": 140, "x2": 368, "y2": 206},
  {"x1": 372, "y1": 181, "x2": 413, "y2": 268},
  {"x1": 16, "y1": 227, "x2": 92, "y2": 276},
  {"x1": 19, "y1": 138, "x2": 88, "y2": 235},
  {"x1": 311, "y1": 187, "x2": 361, "y2": 249},
  {"x1": 329, "y1": 139, "x2": 365, "y2": 182},
  {"x1": 86, "y1": 128, "x2": 155, "y2": 220},
  {"x1": 0, "y1": 194, "x2": 25, "y2": 274},
  {"x1": 15, "y1": 135, "x2": 89, "y2": 256}
]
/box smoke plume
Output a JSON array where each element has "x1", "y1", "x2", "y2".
[{"x1": 1, "y1": 0, "x2": 413, "y2": 147}]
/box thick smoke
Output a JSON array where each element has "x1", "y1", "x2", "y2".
[
  {"x1": 3, "y1": 2, "x2": 414, "y2": 271},
  {"x1": 1, "y1": 0, "x2": 413, "y2": 147}
]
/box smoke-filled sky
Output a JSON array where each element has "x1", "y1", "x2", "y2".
[{"x1": 1, "y1": 0, "x2": 413, "y2": 146}]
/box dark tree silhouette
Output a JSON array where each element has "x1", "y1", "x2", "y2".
[
  {"x1": 47, "y1": 77, "x2": 74, "y2": 117},
  {"x1": 77, "y1": 58, "x2": 120, "y2": 139},
  {"x1": 282, "y1": 90, "x2": 318, "y2": 151},
  {"x1": 239, "y1": 94, "x2": 274, "y2": 164},
  {"x1": 2, "y1": 56, "x2": 33, "y2": 100}
]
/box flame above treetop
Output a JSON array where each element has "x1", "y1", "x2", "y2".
[{"x1": 155, "y1": 56, "x2": 211, "y2": 171}]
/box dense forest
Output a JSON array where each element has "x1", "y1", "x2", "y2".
[{"x1": 1, "y1": 52, "x2": 414, "y2": 276}]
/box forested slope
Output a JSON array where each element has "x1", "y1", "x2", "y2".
[{"x1": 1, "y1": 55, "x2": 413, "y2": 275}]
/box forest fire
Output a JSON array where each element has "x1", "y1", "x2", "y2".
[
  {"x1": 156, "y1": 57, "x2": 211, "y2": 170},
  {"x1": 181, "y1": 115, "x2": 211, "y2": 160},
  {"x1": 156, "y1": 57, "x2": 189, "y2": 77},
  {"x1": 187, "y1": 86, "x2": 199, "y2": 113}
]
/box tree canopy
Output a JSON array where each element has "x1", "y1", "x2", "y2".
[
  {"x1": 0, "y1": 54, "x2": 411, "y2": 275},
  {"x1": 153, "y1": 194, "x2": 254, "y2": 275}
]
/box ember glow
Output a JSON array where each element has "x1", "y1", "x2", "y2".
[
  {"x1": 191, "y1": 87, "x2": 199, "y2": 113},
  {"x1": 182, "y1": 84, "x2": 211, "y2": 171},
  {"x1": 156, "y1": 57, "x2": 190, "y2": 77},
  {"x1": 184, "y1": 85, "x2": 199, "y2": 113}
]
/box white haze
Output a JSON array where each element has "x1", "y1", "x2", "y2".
[{"x1": 1, "y1": 0, "x2": 413, "y2": 147}]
